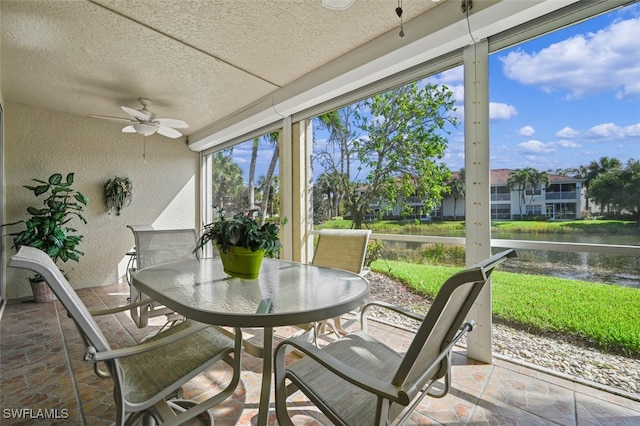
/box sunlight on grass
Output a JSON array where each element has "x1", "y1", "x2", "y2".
[{"x1": 371, "y1": 259, "x2": 640, "y2": 356}]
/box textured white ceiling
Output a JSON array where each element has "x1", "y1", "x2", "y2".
[{"x1": 1, "y1": 0, "x2": 445, "y2": 138}]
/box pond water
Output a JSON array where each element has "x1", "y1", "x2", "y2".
[
  {"x1": 380, "y1": 230, "x2": 640, "y2": 288},
  {"x1": 491, "y1": 231, "x2": 639, "y2": 289}
]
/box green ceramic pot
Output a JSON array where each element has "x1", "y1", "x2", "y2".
[{"x1": 217, "y1": 245, "x2": 264, "y2": 279}]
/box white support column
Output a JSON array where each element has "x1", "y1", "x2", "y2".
[
  {"x1": 280, "y1": 116, "x2": 294, "y2": 261},
  {"x1": 302, "y1": 120, "x2": 315, "y2": 263},
  {"x1": 290, "y1": 119, "x2": 314, "y2": 263},
  {"x1": 463, "y1": 39, "x2": 492, "y2": 363},
  {"x1": 199, "y1": 153, "x2": 214, "y2": 258}
]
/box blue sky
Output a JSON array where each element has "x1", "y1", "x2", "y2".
[
  {"x1": 433, "y1": 2, "x2": 640, "y2": 173},
  {"x1": 233, "y1": 3, "x2": 640, "y2": 183}
]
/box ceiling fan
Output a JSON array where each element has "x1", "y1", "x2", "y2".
[{"x1": 91, "y1": 98, "x2": 188, "y2": 139}]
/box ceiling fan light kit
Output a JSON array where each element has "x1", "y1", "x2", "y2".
[
  {"x1": 132, "y1": 123, "x2": 157, "y2": 136},
  {"x1": 322, "y1": 0, "x2": 355, "y2": 11}
]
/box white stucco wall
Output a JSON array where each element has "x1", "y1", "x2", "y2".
[{"x1": 3, "y1": 101, "x2": 199, "y2": 299}]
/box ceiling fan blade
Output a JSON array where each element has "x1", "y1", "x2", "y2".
[
  {"x1": 157, "y1": 126, "x2": 183, "y2": 139},
  {"x1": 122, "y1": 125, "x2": 137, "y2": 133},
  {"x1": 121, "y1": 106, "x2": 151, "y2": 122},
  {"x1": 91, "y1": 114, "x2": 136, "y2": 124},
  {"x1": 154, "y1": 118, "x2": 189, "y2": 129}
]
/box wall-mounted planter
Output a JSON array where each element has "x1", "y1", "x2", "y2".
[{"x1": 104, "y1": 176, "x2": 132, "y2": 215}]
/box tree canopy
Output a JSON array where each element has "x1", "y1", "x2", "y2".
[
  {"x1": 314, "y1": 81, "x2": 457, "y2": 228},
  {"x1": 211, "y1": 151, "x2": 246, "y2": 212},
  {"x1": 590, "y1": 159, "x2": 640, "y2": 222}
]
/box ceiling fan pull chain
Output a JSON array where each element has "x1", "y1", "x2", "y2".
[
  {"x1": 396, "y1": 0, "x2": 404, "y2": 37},
  {"x1": 143, "y1": 135, "x2": 147, "y2": 163}
]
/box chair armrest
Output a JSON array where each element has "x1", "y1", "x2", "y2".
[
  {"x1": 360, "y1": 300, "x2": 425, "y2": 332},
  {"x1": 84, "y1": 322, "x2": 238, "y2": 363},
  {"x1": 275, "y1": 337, "x2": 410, "y2": 405},
  {"x1": 89, "y1": 298, "x2": 155, "y2": 316}
]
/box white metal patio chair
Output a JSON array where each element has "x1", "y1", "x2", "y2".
[
  {"x1": 9, "y1": 246, "x2": 243, "y2": 426},
  {"x1": 127, "y1": 226, "x2": 197, "y2": 328},
  {"x1": 274, "y1": 249, "x2": 516, "y2": 426},
  {"x1": 311, "y1": 229, "x2": 372, "y2": 337}
]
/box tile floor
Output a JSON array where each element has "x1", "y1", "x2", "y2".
[{"x1": 1, "y1": 281, "x2": 639, "y2": 425}]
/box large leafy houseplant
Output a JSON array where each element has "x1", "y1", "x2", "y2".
[
  {"x1": 3, "y1": 173, "x2": 89, "y2": 294},
  {"x1": 194, "y1": 209, "x2": 281, "y2": 279},
  {"x1": 195, "y1": 209, "x2": 281, "y2": 257}
]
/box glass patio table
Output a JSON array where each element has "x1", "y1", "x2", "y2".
[{"x1": 131, "y1": 257, "x2": 370, "y2": 425}]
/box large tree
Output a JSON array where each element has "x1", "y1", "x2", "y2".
[
  {"x1": 315, "y1": 81, "x2": 457, "y2": 228},
  {"x1": 585, "y1": 156, "x2": 622, "y2": 214},
  {"x1": 314, "y1": 107, "x2": 357, "y2": 219},
  {"x1": 573, "y1": 156, "x2": 623, "y2": 212},
  {"x1": 315, "y1": 171, "x2": 343, "y2": 219},
  {"x1": 211, "y1": 151, "x2": 246, "y2": 213},
  {"x1": 590, "y1": 159, "x2": 640, "y2": 222}
]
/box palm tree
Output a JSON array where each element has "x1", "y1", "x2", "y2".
[
  {"x1": 448, "y1": 168, "x2": 465, "y2": 220},
  {"x1": 555, "y1": 167, "x2": 578, "y2": 177},
  {"x1": 211, "y1": 151, "x2": 245, "y2": 213},
  {"x1": 316, "y1": 172, "x2": 335, "y2": 218},
  {"x1": 507, "y1": 169, "x2": 529, "y2": 217},
  {"x1": 258, "y1": 175, "x2": 280, "y2": 218},
  {"x1": 314, "y1": 107, "x2": 359, "y2": 223},
  {"x1": 248, "y1": 137, "x2": 259, "y2": 209},
  {"x1": 525, "y1": 169, "x2": 549, "y2": 214},
  {"x1": 259, "y1": 132, "x2": 280, "y2": 224}
]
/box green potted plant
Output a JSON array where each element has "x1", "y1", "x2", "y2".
[
  {"x1": 3, "y1": 172, "x2": 89, "y2": 302},
  {"x1": 104, "y1": 176, "x2": 132, "y2": 215},
  {"x1": 194, "y1": 208, "x2": 281, "y2": 279}
]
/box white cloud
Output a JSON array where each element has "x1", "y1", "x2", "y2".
[
  {"x1": 583, "y1": 122, "x2": 640, "y2": 140},
  {"x1": 585, "y1": 122, "x2": 621, "y2": 139},
  {"x1": 430, "y1": 67, "x2": 463, "y2": 85},
  {"x1": 449, "y1": 84, "x2": 465, "y2": 103},
  {"x1": 499, "y1": 16, "x2": 640, "y2": 99},
  {"x1": 557, "y1": 139, "x2": 581, "y2": 148},
  {"x1": 490, "y1": 102, "x2": 517, "y2": 120},
  {"x1": 517, "y1": 140, "x2": 556, "y2": 154},
  {"x1": 625, "y1": 122, "x2": 640, "y2": 136},
  {"x1": 518, "y1": 125, "x2": 535, "y2": 137},
  {"x1": 556, "y1": 126, "x2": 579, "y2": 138}
]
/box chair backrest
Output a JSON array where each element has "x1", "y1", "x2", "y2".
[
  {"x1": 127, "y1": 224, "x2": 154, "y2": 233},
  {"x1": 311, "y1": 229, "x2": 372, "y2": 275},
  {"x1": 130, "y1": 228, "x2": 197, "y2": 270},
  {"x1": 391, "y1": 249, "x2": 516, "y2": 411},
  {"x1": 9, "y1": 246, "x2": 112, "y2": 353}
]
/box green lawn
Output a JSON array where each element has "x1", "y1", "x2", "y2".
[{"x1": 370, "y1": 259, "x2": 640, "y2": 357}]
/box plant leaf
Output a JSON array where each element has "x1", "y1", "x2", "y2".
[
  {"x1": 34, "y1": 185, "x2": 50, "y2": 196},
  {"x1": 49, "y1": 173, "x2": 63, "y2": 185},
  {"x1": 75, "y1": 192, "x2": 89, "y2": 205}
]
